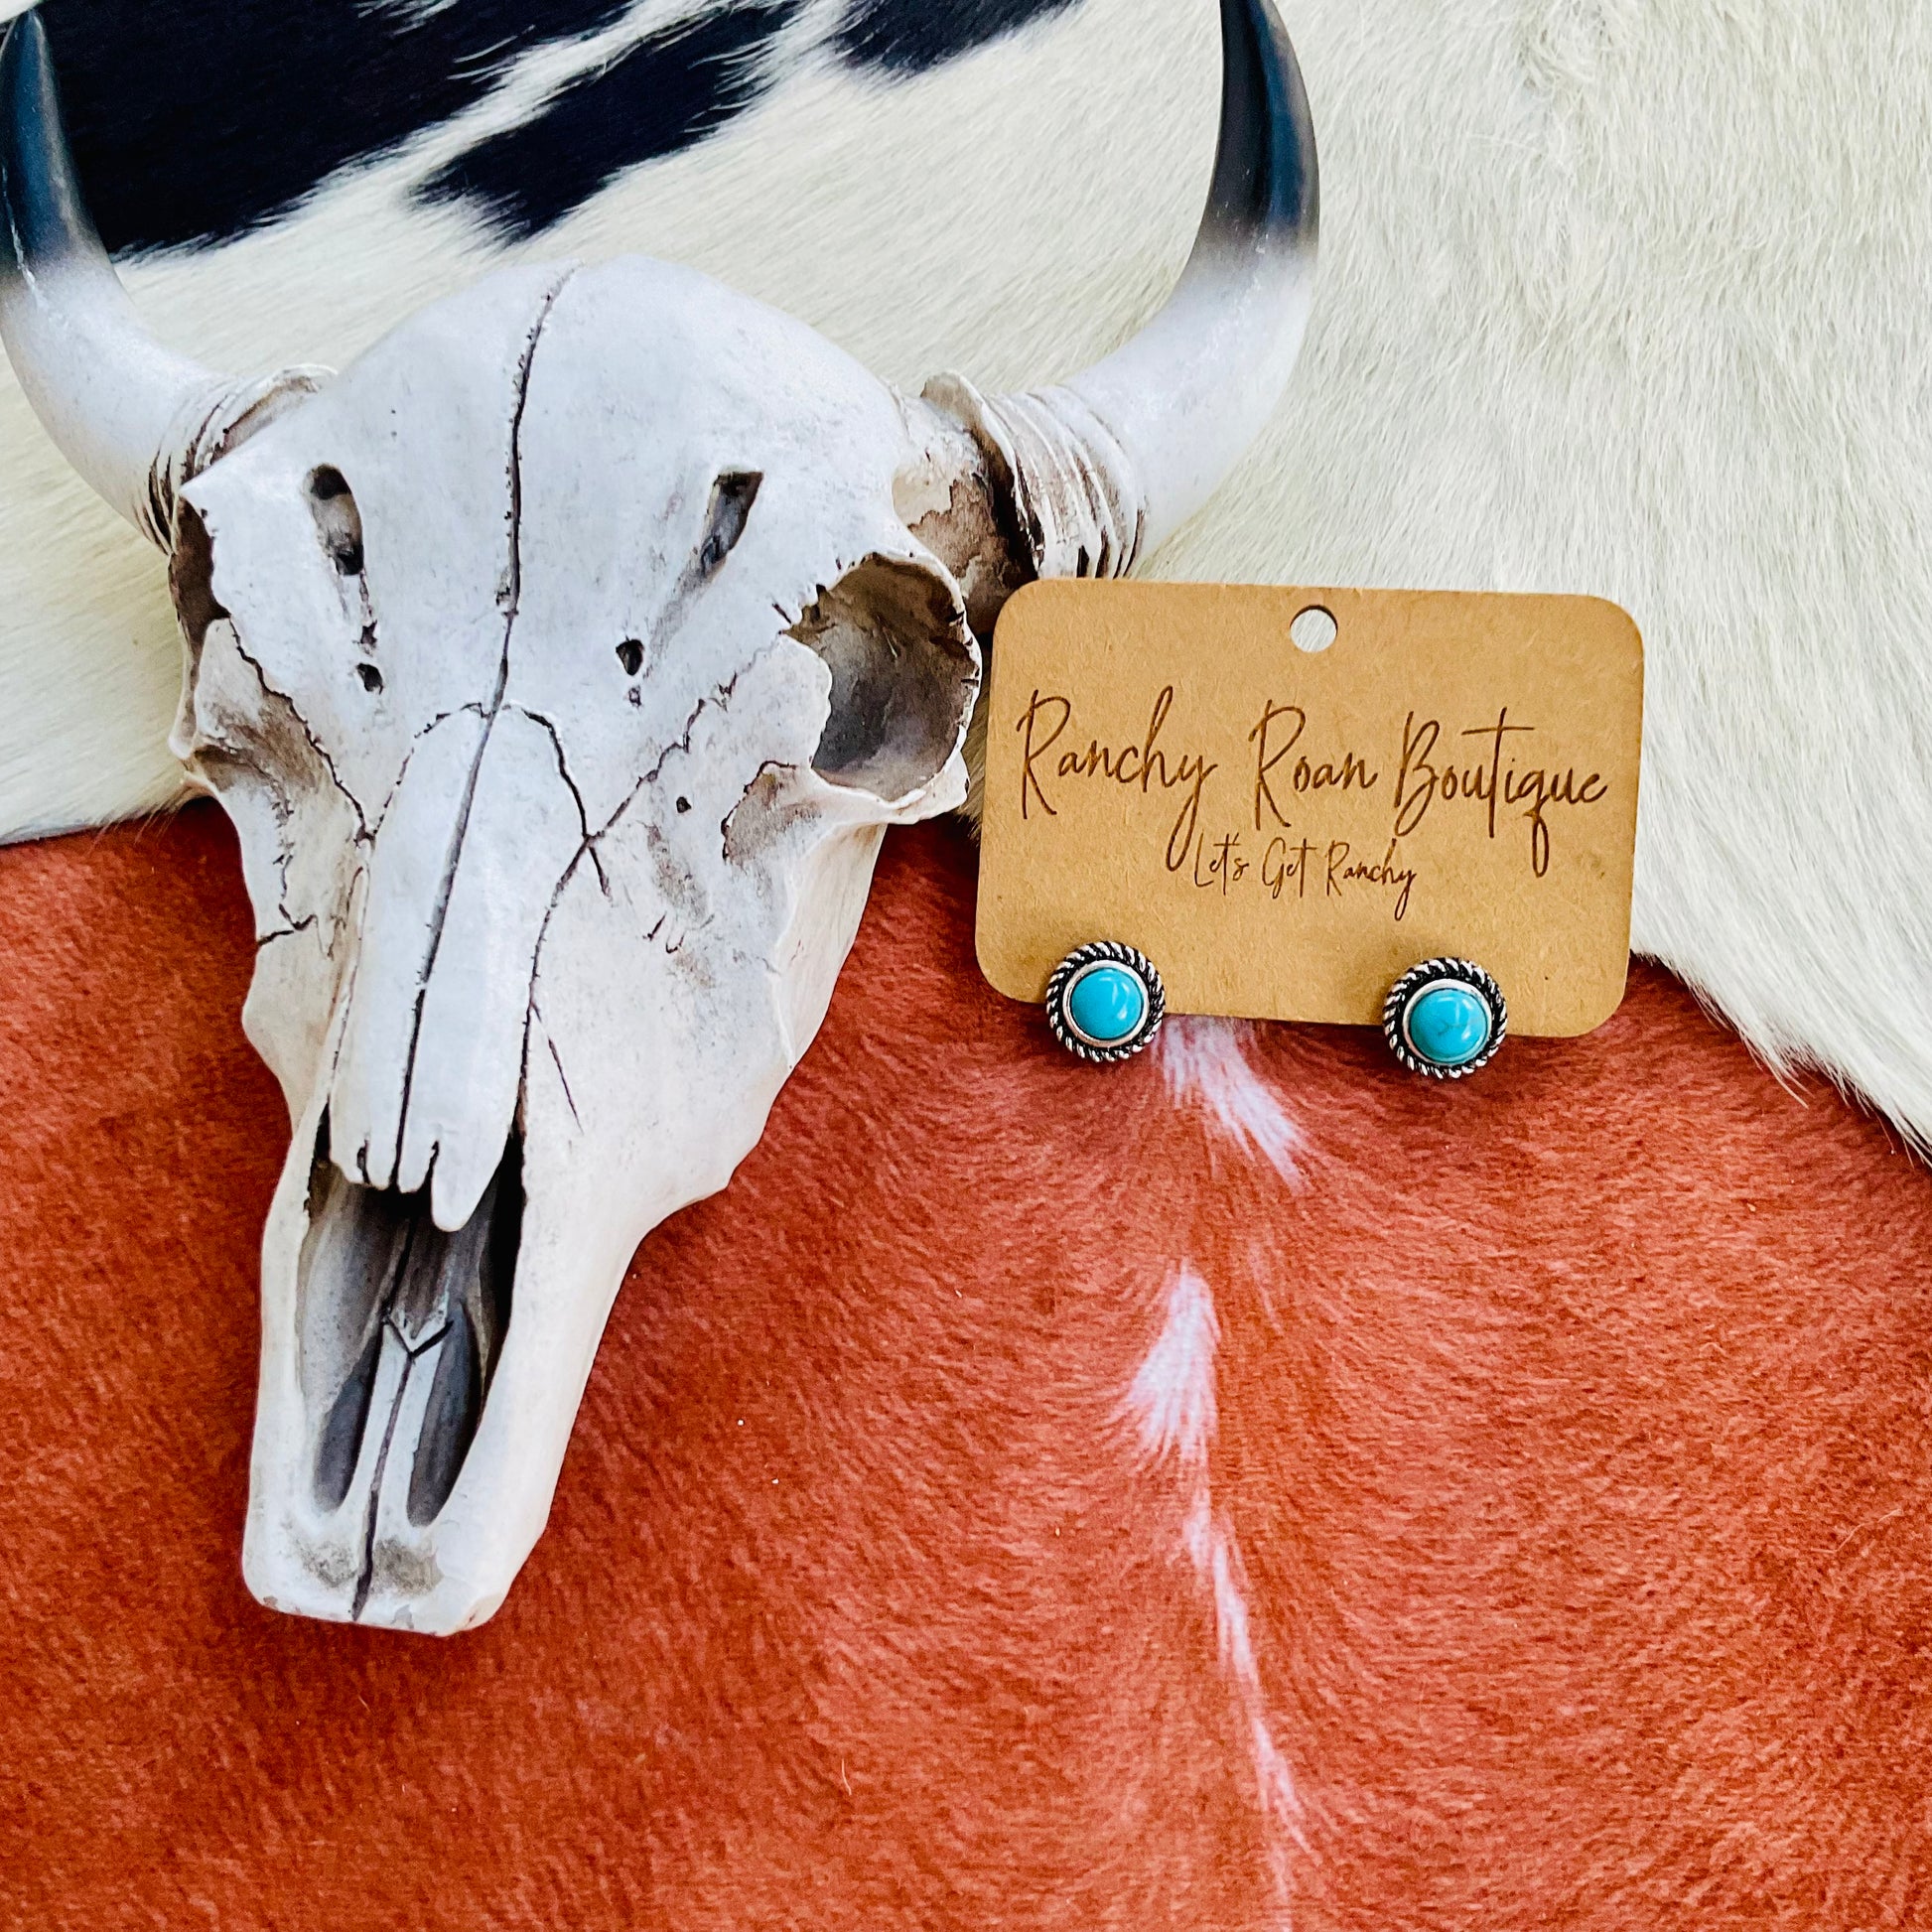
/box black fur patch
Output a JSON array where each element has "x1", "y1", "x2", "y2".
[
  {"x1": 44, "y1": 0, "x2": 634, "y2": 254},
  {"x1": 416, "y1": 1, "x2": 804, "y2": 244},
  {"x1": 35, "y1": 0, "x2": 1083, "y2": 255},
  {"x1": 837, "y1": 0, "x2": 1079, "y2": 73}
]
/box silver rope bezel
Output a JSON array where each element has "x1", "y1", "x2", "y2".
[
  {"x1": 1382, "y1": 957, "x2": 1507, "y2": 1079},
  {"x1": 1044, "y1": 941, "x2": 1167, "y2": 1064}
]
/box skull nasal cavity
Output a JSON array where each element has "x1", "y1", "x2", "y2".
[
  {"x1": 307, "y1": 467, "x2": 365, "y2": 577},
  {"x1": 301, "y1": 1118, "x2": 522, "y2": 1529}
]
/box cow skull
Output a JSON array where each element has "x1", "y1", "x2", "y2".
[{"x1": 0, "y1": 0, "x2": 1316, "y2": 1631}]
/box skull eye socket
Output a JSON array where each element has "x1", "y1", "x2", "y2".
[
  {"x1": 616, "y1": 638, "x2": 644, "y2": 678},
  {"x1": 307, "y1": 467, "x2": 365, "y2": 577},
  {"x1": 693, "y1": 471, "x2": 760, "y2": 584},
  {"x1": 788, "y1": 554, "x2": 978, "y2": 804},
  {"x1": 169, "y1": 500, "x2": 228, "y2": 661}
]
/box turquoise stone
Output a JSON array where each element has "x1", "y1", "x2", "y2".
[
  {"x1": 1067, "y1": 964, "x2": 1149, "y2": 1044},
  {"x1": 1405, "y1": 982, "x2": 1493, "y2": 1068}
]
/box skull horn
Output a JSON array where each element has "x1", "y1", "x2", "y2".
[
  {"x1": 0, "y1": 13, "x2": 314, "y2": 546},
  {"x1": 923, "y1": 0, "x2": 1318, "y2": 585}
]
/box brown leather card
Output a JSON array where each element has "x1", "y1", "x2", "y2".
[{"x1": 976, "y1": 582, "x2": 1643, "y2": 1036}]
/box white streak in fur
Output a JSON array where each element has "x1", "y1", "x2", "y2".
[
  {"x1": 1125, "y1": 1265, "x2": 1305, "y2": 1908},
  {"x1": 1158, "y1": 1016, "x2": 1303, "y2": 1185},
  {"x1": 1127, "y1": 1261, "x2": 1221, "y2": 1465}
]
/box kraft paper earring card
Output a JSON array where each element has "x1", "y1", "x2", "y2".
[{"x1": 976, "y1": 582, "x2": 1644, "y2": 1037}]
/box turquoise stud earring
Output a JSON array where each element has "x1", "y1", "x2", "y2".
[
  {"x1": 1383, "y1": 958, "x2": 1506, "y2": 1078},
  {"x1": 1045, "y1": 942, "x2": 1167, "y2": 1063}
]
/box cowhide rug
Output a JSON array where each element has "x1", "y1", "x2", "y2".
[{"x1": 3, "y1": 807, "x2": 1929, "y2": 1926}]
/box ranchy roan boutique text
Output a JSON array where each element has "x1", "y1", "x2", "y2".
[{"x1": 1014, "y1": 684, "x2": 1610, "y2": 920}]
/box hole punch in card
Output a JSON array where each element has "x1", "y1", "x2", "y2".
[{"x1": 976, "y1": 583, "x2": 1643, "y2": 1038}]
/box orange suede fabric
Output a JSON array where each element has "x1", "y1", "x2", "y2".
[{"x1": 2, "y1": 804, "x2": 1928, "y2": 1928}]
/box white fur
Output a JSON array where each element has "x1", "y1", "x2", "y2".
[
  {"x1": 1125, "y1": 1261, "x2": 1222, "y2": 1466},
  {"x1": 1124, "y1": 1264, "x2": 1305, "y2": 1904},
  {"x1": 1158, "y1": 1016, "x2": 1304, "y2": 1185},
  {"x1": 5, "y1": 0, "x2": 1930, "y2": 1141}
]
